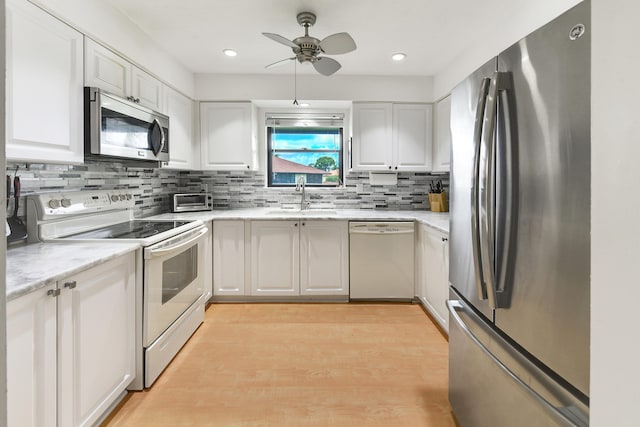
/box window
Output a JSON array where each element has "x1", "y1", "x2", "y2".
[{"x1": 266, "y1": 115, "x2": 344, "y2": 187}]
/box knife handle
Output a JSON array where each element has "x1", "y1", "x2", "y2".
[{"x1": 13, "y1": 176, "x2": 20, "y2": 198}]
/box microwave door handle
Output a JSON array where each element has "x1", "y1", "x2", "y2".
[
  {"x1": 144, "y1": 227, "x2": 208, "y2": 259},
  {"x1": 158, "y1": 118, "x2": 166, "y2": 155},
  {"x1": 471, "y1": 77, "x2": 491, "y2": 301},
  {"x1": 149, "y1": 118, "x2": 164, "y2": 156}
]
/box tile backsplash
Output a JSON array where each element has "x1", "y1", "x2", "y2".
[{"x1": 5, "y1": 161, "x2": 449, "y2": 218}]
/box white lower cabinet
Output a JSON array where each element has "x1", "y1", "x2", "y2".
[
  {"x1": 7, "y1": 252, "x2": 136, "y2": 427},
  {"x1": 250, "y1": 221, "x2": 300, "y2": 296},
  {"x1": 213, "y1": 220, "x2": 247, "y2": 296},
  {"x1": 417, "y1": 224, "x2": 450, "y2": 332},
  {"x1": 249, "y1": 220, "x2": 349, "y2": 297},
  {"x1": 300, "y1": 220, "x2": 349, "y2": 296}
]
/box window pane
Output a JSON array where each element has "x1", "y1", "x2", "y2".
[
  {"x1": 271, "y1": 128, "x2": 341, "y2": 150},
  {"x1": 268, "y1": 126, "x2": 343, "y2": 187}
]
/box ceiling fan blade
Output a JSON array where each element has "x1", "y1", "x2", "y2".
[
  {"x1": 262, "y1": 32, "x2": 299, "y2": 49},
  {"x1": 319, "y1": 32, "x2": 357, "y2": 55},
  {"x1": 265, "y1": 57, "x2": 295, "y2": 69},
  {"x1": 313, "y1": 57, "x2": 341, "y2": 76}
]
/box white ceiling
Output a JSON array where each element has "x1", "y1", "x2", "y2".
[{"x1": 104, "y1": 0, "x2": 531, "y2": 77}]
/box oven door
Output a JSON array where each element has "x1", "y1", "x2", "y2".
[{"x1": 143, "y1": 225, "x2": 208, "y2": 347}]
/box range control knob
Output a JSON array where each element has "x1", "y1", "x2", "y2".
[
  {"x1": 110, "y1": 195, "x2": 119, "y2": 202},
  {"x1": 126, "y1": 194, "x2": 133, "y2": 200},
  {"x1": 48, "y1": 199, "x2": 61, "y2": 209},
  {"x1": 119, "y1": 194, "x2": 126, "y2": 201},
  {"x1": 60, "y1": 198, "x2": 72, "y2": 208}
]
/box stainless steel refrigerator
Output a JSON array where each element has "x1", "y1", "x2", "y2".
[{"x1": 448, "y1": 2, "x2": 590, "y2": 426}]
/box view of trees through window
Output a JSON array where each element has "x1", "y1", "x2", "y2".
[{"x1": 267, "y1": 127, "x2": 343, "y2": 187}]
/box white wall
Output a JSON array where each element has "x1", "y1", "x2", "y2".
[
  {"x1": 590, "y1": 0, "x2": 640, "y2": 425},
  {"x1": 31, "y1": 0, "x2": 195, "y2": 97},
  {"x1": 433, "y1": 0, "x2": 581, "y2": 98},
  {"x1": 196, "y1": 74, "x2": 433, "y2": 103}
]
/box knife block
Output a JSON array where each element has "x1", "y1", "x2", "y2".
[{"x1": 428, "y1": 192, "x2": 449, "y2": 212}]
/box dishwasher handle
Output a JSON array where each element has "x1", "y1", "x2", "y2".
[
  {"x1": 349, "y1": 223, "x2": 415, "y2": 235},
  {"x1": 349, "y1": 228, "x2": 414, "y2": 235}
]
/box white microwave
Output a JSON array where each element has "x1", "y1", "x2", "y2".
[{"x1": 84, "y1": 87, "x2": 170, "y2": 163}]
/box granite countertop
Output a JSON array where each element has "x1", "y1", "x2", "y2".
[
  {"x1": 149, "y1": 208, "x2": 450, "y2": 234},
  {"x1": 6, "y1": 242, "x2": 140, "y2": 302}
]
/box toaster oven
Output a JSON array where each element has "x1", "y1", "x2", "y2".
[{"x1": 172, "y1": 193, "x2": 213, "y2": 212}]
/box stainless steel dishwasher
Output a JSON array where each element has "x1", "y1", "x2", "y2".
[{"x1": 349, "y1": 222, "x2": 415, "y2": 300}]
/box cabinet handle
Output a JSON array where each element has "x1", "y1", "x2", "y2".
[
  {"x1": 246, "y1": 165, "x2": 250, "y2": 169},
  {"x1": 388, "y1": 166, "x2": 392, "y2": 170},
  {"x1": 294, "y1": 223, "x2": 298, "y2": 227},
  {"x1": 302, "y1": 222, "x2": 305, "y2": 226},
  {"x1": 395, "y1": 166, "x2": 398, "y2": 170},
  {"x1": 47, "y1": 289, "x2": 61, "y2": 298},
  {"x1": 64, "y1": 281, "x2": 77, "y2": 289}
]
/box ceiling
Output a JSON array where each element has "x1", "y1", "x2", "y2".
[{"x1": 105, "y1": 0, "x2": 532, "y2": 77}]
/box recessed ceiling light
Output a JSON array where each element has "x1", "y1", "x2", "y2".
[
  {"x1": 391, "y1": 53, "x2": 407, "y2": 61},
  {"x1": 223, "y1": 49, "x2": 238, "y2": 57}
]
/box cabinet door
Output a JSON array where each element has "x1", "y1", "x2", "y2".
[
  {"x1": 131, "y1": 66, "x2": 164, "y2": 112},
  {"x1": 58, "y1": 254, "x2": 136, "y2": 427},
  {"x1": 433, "y1": 95, "x2": 452, "y2": 173},
  {"x1": 6, "y1": 0, "x2": 84, "y2": 164},
  {"x1": 351, "y1": 103, "x2": 393, "y2": 171},
  {"x1": 393, "y1": 104, "x2": 433, "y2": 172},
  {"x1": 162, "y1": 87, "x2": 197, "y2": 170},
  {"x1": 200, "y1": 102, "x2": 256, "y2": 171},
  {"x1": 250, "y1": 221, "x2": 300, "y2": 296},
  {"x1": 420, "y1": 224, "x2": 450, "y2": 332},
  {"x1": 213, "y1": 220, "x2": 246, "y2": 296},
  {"x1": 300, "y1": 220, "x2": 349, "y2": 296},
  {"x1": 84, "y1": 37, "x2": 130, "y2": 97},
  {"x1": 7, "y1": 284, "x2": 57, "y2": 427}
]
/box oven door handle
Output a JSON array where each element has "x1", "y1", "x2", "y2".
[{"x1": 144, "y1": 227, "x2": 208, "y2": 259}]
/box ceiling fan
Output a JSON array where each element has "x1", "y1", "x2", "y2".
[{"x1": 262, "y1": 12, "x2": 357, "y2": 76}]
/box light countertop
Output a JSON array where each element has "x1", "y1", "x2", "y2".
[
  {"x1": 149, "y1": 209, "x2": 450, "y2": 234},
  {"x1": 6, "y1": 242, "x2": 140, "y2": 302},
  {"x1": 6, "y1": 209, "x2": 448, "y2": 303}
]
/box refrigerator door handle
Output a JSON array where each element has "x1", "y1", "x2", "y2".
[
  {"x1": 479, "y1": 71, "x2": 511, "y2": 309},
  {"x1": 471, "y1": 77, "x2": 491, "y2": 301},
  {"x1": 447, "y1": 299, "x2": 586, "y2": 427}
]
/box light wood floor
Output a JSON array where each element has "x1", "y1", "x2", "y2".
[{"x1": 103, "y1": 303, "x2": 456, "y2": 427}]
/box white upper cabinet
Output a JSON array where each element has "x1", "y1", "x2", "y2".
[
  {"x1": 200, "y1": 102, "x2": 258, "y2": 171},
  {"x1": 393, "y1": 104, "x2": 433, "y2": 172},
  {"x1": 162, "y1": 86, "x2": 197, "y2": 170},
  {"x1": 433, "y1": 95, "x2": 451, "y2": 173},
  {"x1": 85, "y1": 38, "x2": 164, "y2": 112},
  {"x1": 352, "y1": 102, "x2": 433, "y2": 172},
  {"x1": 5, "y1": 0, "x2": 84, "y2": 164},
  {"x1": 351, "y1": 103, "x2": 393, "y2": 171}
]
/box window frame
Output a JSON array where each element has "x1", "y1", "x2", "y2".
[{"x1": 266, "y1": 126, "x2": 344, "y2": 188}]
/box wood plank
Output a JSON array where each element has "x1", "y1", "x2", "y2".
[{"x1": 102, "y1": 303, "x2": 456, "y2": 426}]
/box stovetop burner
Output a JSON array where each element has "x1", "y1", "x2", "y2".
[{"x1": 66, "y1": 220, "x2": 191, "y2": 240}]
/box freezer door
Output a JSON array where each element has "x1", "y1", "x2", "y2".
[
  {"x1": 448, "y1": 289, "x2": 588, "y2": 427},
  {"x1": 494, "y1": 1, "x2": 590, "y2": 398},
  {"x1": 449, "y1": 58, "x2": 496, "y2": 320}
]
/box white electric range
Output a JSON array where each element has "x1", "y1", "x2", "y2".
[{"x1": 27, "y1": 190, "x2": 210, "y2": 389}]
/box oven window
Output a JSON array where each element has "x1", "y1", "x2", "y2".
[{"x1": 161, "y1": 246, "x2": 198, "y2": 304}]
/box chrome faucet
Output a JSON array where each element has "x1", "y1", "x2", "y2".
[{"x1": 295, "y1": 176, "x2": 310, "y2": 210}]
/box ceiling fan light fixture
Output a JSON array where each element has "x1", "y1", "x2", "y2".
[
  {"x1": 223, "y1": 49, "x2": 238, "y2": 57},
  {"x1": 391, "y1": 52, "x2": 407, "y2": 61}
]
